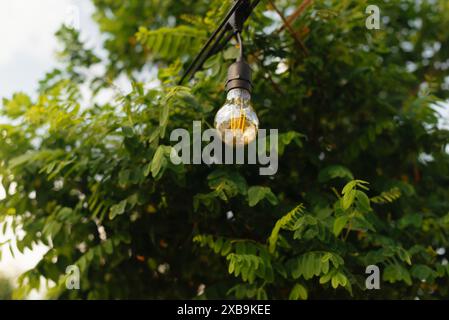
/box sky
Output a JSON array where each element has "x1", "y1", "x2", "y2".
[
  {"x1": 0, "y1": 0, "x2": 101, "y2": 100},
  {"x1": 0, "y1": 0, "x2": 101, "y2": 294}
]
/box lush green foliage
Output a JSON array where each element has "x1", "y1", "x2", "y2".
[{"x1": 1, "y1": 0, "x2": 449, "y2": 299}]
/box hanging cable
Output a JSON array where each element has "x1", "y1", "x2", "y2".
[
  {"x1": 178, "y1": 0, "x2": 246, "y2": 85},
  {"x1": 236, "y1": 32, "x2": 244, "y2": 61},
  {"x1": 178, "y1": 0, "x2": 260, "y2": 85}
]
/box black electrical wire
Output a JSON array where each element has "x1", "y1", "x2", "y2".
[
  {"x1": 250, "y1": 0, "x2": 261, "y2": 11},
  {"x1": 178, "y1": 0, "x2": 262, "y2": 85},
  {"x1": 209, "y1": 31, "x2": 235, "y2": 56},
  {"x1": 178, "y1": 0, "x2": 246, "y2": 85}
]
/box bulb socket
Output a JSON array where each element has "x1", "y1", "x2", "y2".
[{"x1": 225, "y1": 61, "x2": 252, "y2": 93}]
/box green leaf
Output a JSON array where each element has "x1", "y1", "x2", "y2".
[
  {"x1": 288, "y1": 251, "x2": 343, "y2": 281},
  {"x1": 342, "y1": 180, "x2": 358, "y2": 195},
  {"x1": 383, "y1": 264, "x2": 412, "y2": 285},
  {"x1": 136, "y1": 26, "x2": 206, "y2": 60},
  {"x1": 398, "y1": 213, "x2": 422, "y2": 229},
  {"x1": 371, "y1": 187, "x2": 401, "y2": 204},
  {"x1": 333, "y1": 215, "x2": 349, "y2": 237},
  {"x1": 397, "y1": 248, "x2": 412, "y2": 266},
  {"x1": 411, "y1": 265, "x2": 437, "y2": 281},
  {"x1": 248, "y1": 186, "x2": 278, "y2": 207},
  {"x1": 268, "y1": 205, "x2": 305, "y2": 253},
  {"x1": 109, "y1": 200, "x2": 127, "y2": 220},
  {"x1": 118, "y1": 169, "x2": 130, "y2": 187},
  {"x1": 331, "y1": 272, "x2": 348, "y2": 289},
  {"x1": 318, "y1": 165, "x2": 354, "y2": 182},
  {"x1": 208, "y1": 169, "x2": 248, "y2": 200},
  {"x1": 278, "y1": 131, "x2": 304, "y2": 155},
  {"x1": 3, "y1": 92, "x2": 32, "y2": 117},
  {"x1": 121, "y1": 126, "x2": 134, "y2": 138},
  {"x1": 289, "y1": 283, "x2": 308, "y2": 300},
  {"x1": 319, "y1": 271, "x2": 333, "y2": 284},
  {"x1": 150, "y1": 145, "x2": 178, "y2": 179},
  {"x1": 341, "y1": 181, "x2": 369, "y2": 210},
  {"x1": 143, "y1": 162, "x2": 152, "y2": 177},
  {"x1": 151, "y1": 146, "x2": 165, "y2": 178},
  {"x1": 223, "y1": 46, "x2": 240, "y2": 60},
  {"x1": 342, "y1": 189, "x2": 356, "y2": 210},
  {"x1": 256, "y1": 288, "x2": 268, "y2": 300},
  {"x1": 104, "y1": 240, "x2": 114, "y2": 255},
  {"x1": 355, "y1": 190, "x2": 371, "y2": 212},
  {"x1": 159, "y1": 103, "x2": 170, "y2": 138}
]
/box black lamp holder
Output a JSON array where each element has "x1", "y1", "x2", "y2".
[{"x1": 178, "y1": 0, "x2": 260, "y2": 91}]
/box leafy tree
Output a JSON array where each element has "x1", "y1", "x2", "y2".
[{"x1": 1, "y1": 0, "x2": 449, "y2": 299}]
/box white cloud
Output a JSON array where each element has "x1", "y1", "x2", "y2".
[
  {"x1": 0, "y1": 0, "x2": 72, "y2": 65},
  {"x1": 0, "y1": 0, "x2": 100, "y2": 99}
]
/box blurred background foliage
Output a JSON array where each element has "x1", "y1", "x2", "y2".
[
  {"x1": 1, "y1": 0, "x2": 449, "y2": 299},
  {"x1": 0, "y1": 276, "x2": 13, "y2": 300}
]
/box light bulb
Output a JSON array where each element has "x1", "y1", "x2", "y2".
[
  {"x1": 215, "y1": 60, "x2": 259, "y2": 146},
  {"x1": 215, "y1": 88, "x2": 259, "y2": 146}
]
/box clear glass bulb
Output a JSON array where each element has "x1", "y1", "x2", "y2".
[{"x1": 214, "y1": 88, "x2": 259, "y2": 146}]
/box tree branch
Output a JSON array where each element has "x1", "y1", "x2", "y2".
[{"x1": 269, "y1": 0, "x2": 309, "y2": 55}]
